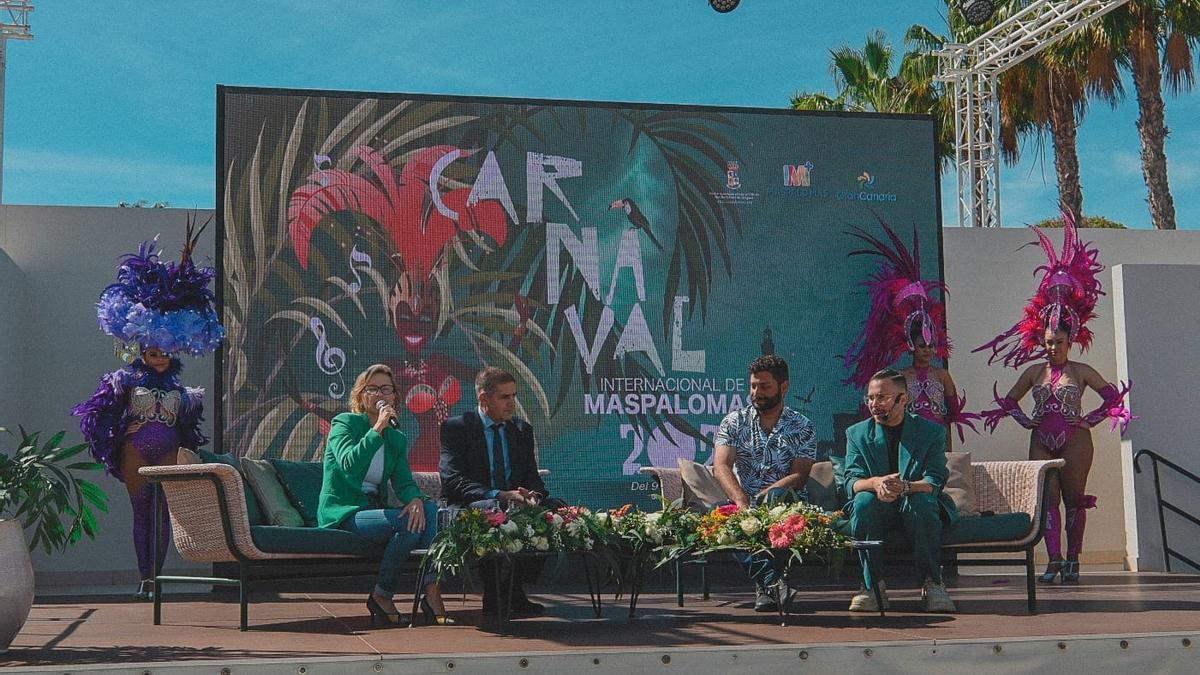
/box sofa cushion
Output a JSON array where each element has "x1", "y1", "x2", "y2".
[
  {"x1": 943, "y1": 512, "x2": 1031, "y2": 544},
  {"x1": 269, "y1": 459, "x2": 324, "y2": 527},
  {"x1": 249, "y1": 525, "x2": 381, "y2": 556},
  {"x1": 677, "y1": 459, "x2": 726, "y2": 510},
  {"x1": 806, "y1": 461, "x2": 841, "y2": 512},
  {"x1": 198, "y1": 450, "x2": 266, "y2": 526},
  {"x1": 944, "y1": 452, "x2": 980, "y2": 517},
  {"x1": 241, "y1": 458, "x2": 306, "y2": 527}
]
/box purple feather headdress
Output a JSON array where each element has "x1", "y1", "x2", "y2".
[{"x1": 95, "y1": 214, "x2": 225, "y2": 358}]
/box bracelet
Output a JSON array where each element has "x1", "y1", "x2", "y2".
[{"x1": 901, "y1": 480, "x2": 912, "y2": 497}]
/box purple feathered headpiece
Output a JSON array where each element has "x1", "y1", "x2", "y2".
[{"x1": 95, "y1": 214, "x2": 225, "y2": 358}]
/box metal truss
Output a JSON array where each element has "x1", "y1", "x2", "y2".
[
  {"x1": 936, "y1": 0, "x2": 1133, "y2": 227},
  {"x1": 0, "y1": 0, "x2": 33, "y2": 40}
]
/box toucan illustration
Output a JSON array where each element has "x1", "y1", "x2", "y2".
[{"x1": 608, "y1": 197, "x2": 664, "y2": 251}]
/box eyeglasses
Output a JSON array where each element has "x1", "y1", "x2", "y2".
[
  {"x1": 364, "y1": 385, "x2": 397, "y2": 395},
  {"x1": 862, "y1": 393, "x2": 902, "y2": 405}
]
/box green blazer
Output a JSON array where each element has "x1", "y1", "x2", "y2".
[
  {"x1": 317, "y1": 412, "x2": 424, "y2": 529},
  {"x1": 842, "y1": 412, "x2": 959, "y2": 526}
]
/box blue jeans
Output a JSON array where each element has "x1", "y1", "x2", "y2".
[
  {"x1": 728, "y1": 487, "x2": 802, "y2": 589},
  {"x1": 340, "y1": 500, "x2": 439, "y2": 598}
]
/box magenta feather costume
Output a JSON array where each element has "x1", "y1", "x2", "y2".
[
  {"x1": 976, "y1": 213, "x2": 1134, "y2": 451},
  {"x1": 842, "y1": 219, "x2": 978, "y2": 441}
]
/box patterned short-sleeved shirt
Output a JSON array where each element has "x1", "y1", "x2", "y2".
[{"x1": 714, "y1": 406, "x2": 817, "y2": 499}]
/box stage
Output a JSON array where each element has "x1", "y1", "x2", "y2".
[{"x1": 6, "y1": 571, "x2": 1200, "y2": 673}]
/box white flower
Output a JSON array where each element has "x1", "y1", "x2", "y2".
[
  {"x1": 533, "y1": 536, "x2": 550, "y2": 551},
  {"x1": 566, "y1": 520, "x2": 584, "y2": 536},
  {"x1": 524, "y1": 525, "x2": 535, "y2": 538},
  {"x1": 595, "y1": 512, "x2": 611, "y2": 526},
  {"x1": 769, "y1": 505, "x2": 788, "y2": 519},
  {"x1": 717, "y1": 531, "x2": 735, "y2": 545},
  {"x1": 499, "y1": 520, "x2": 519, "y2": 534},
  {"x1": 645, "y1": 512, "x2": 663, "y2": 525},
  {"x1": 550, "y1": 513, "x2": 564, "y2": 527},
  {"x1": 739, "y1": 517, "x2": 762, "y2": 536},
  {"x1": 504, "y1": 539, "x2": 524, "y2": 553}
]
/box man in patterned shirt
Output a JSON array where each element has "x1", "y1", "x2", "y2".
[{"x1": 713, "y1": 354, "x2": 817, "y2": 611}]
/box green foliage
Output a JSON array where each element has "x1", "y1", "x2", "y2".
[
  {"x1": 1032, "y1": 215, "x2": 1128, "y2": 229},
  {"x1": 0, "y1": 426, "x2": 109, "y2": 554}
]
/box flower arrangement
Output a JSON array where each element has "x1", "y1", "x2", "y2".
[
  {"x1": 695, "y1": 501, "x2": 850, "y2": 569},
  {"x1": 426, "y1": 504, "x2": 606, "y2": 578}
]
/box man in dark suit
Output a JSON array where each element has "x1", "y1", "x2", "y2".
[
  {"x1": 440, "y1": 366, "x2": 560, "y2": 616},
  {"x1": 842, "y1": 368, "x2": 959, "y2": 613}
]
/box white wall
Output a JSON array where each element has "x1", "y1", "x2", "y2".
[
  {"x1": 943, "y1": 228, "x2": 1200, "y2": 568},
  {"x1": 0, "y1": 247, "x2": 28, "y2": 425},
  {"x1": 1111, "y1": 264, "x2": 1200, "y2": 572},
  {"x1": 0, "y1": 205, "x2": 215, "y2": 587}
]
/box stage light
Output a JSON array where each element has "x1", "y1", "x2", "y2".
[
  {"x1": 709, "y1": 0, "x2": 740, "y2": 13},
  {"x1": 958, "y1": 0, "x2": 996, "y2": 26}
]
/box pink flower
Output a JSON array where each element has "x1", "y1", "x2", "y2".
[
  {"x1": 717, "y1": 504, "x2": 740, "y2": 516},
  {"x1": 768, "y1": 523, "x2": 794, "y2": 548},
  {"x1": 485, "y1": 510, "x2": 507, "y2": 527}
]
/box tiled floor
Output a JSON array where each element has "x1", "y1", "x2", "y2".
[{"x1": 6, "y1": 572, "x2": 1200, "y2": 668}]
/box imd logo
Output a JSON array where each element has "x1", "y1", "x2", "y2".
[{"x1": 783, "y1": 161, "x2": 813, "y2": 187}]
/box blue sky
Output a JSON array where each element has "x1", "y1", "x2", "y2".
[{"x1": 4, "y1": 0, "x2": 1197, "y2": 229}]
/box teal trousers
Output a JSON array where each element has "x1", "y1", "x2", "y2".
[{"x1": 849, "y1": 491, "x2": 943, "y2": 588}]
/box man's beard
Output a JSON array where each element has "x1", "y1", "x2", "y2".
[{"x1": 753, "y1": 392, "x2": 783, "y2": 411}]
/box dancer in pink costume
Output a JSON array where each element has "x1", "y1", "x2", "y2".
[
  {"x1": 843, "y1": 219, "x2": 978, "y2": 449},
  {"x1": 978, "y1": 213, "x2": 1134, "y2": 583}
]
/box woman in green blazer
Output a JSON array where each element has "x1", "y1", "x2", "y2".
[{"x1": 319, "y1": 363, "x2": 453, "y2": 627}]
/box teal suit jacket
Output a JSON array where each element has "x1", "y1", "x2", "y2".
[
  {"x1": 842, "y1": 412, "x2": 959, "y2": 526},
  {"x1": 317, "y1": 412, "x2": 424, "y2": 529}
]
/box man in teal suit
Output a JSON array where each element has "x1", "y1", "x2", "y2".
[{"x1": 843, "y1": 369, "x2": 958, "y2": 613}]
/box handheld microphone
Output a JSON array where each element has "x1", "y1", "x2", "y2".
[{"x1": 376, "y1": 399, "x2": 401, "y2": 429}]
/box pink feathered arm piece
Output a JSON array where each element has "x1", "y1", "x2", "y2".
[
  {"x1": 1082, "y1": 381, "x2": 1136, "y2": 434},
  {"x1": 980, "y1": 382, "x2": 1035, "y2": 432},
  {"x1": 944, "y1": 391, "x2": 981, "y2": 444}
]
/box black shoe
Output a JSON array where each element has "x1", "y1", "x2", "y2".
[
  {"x1": 419, "y1": 598, "x2": 457, "y2": 626},
  {"x1": 134, "y1": 579, "x2": 154, "y2": 601},
  {"x1": 367, "y1": 595, "x2": 409, "y2": 628},
  {"x1": 754, "y1": 588, "x2": 779, "y2": 613}
]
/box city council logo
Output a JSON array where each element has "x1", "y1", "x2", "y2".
[{"x1": 726, "y1": 161, "x2": 741, "y2": 190}]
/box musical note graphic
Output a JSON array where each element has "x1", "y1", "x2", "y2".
[
  {"x1": 346, "y1": 244, "x2": 373, "y2": 294},
  {"x1": 309, "y1": 316, "x2": 347, "y2": 398}
]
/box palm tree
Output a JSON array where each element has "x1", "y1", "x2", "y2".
[
  {"x1": 1099, "y1": 1, "x2": 1200, "y2": 230},
  {"x1": 791, "y1": 30, "x2": 952, "y2": 174}
]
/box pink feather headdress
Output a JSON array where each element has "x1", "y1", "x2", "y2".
[
  {"x1": 842, "y1": 219, "x2": 949, "y2": 389},
  {"x1": 973, "y1": 211, "x2": 1104, "y2": 368}
]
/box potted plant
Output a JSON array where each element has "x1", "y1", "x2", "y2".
[{"x1": 0, "y1": 426, "x2": 109, "y2": 654}]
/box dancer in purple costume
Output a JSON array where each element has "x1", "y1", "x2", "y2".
[
  {"x1": 73, "y1": 217, "x2": 224, "y2": 600},
  {"x1": 978, "y1": 213, "x2": 1133, "y2": 584},
  {"x1": 843, "y1": 219, "x2": 978, "y2": 450},
  {"x1": 900, "y1": 328, "x2": 976, "y2": 451}
]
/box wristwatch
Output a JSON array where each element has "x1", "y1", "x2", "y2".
[{"x1": 901, "y1": 480, "x2": 912, "y2": 497}]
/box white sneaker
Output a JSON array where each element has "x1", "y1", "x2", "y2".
[
  {"x1": 922, "y1": 579, "x2": 956, "y2": 613},
  {"x1": 848, "y1": 581, "x2": 889, "y2": 612}
]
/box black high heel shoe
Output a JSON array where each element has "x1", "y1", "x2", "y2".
[
  {"x1": 134, "y1": 579, "x2": 155, "y2": 601},
  {"x1": 367, "y1": 595, "x2": 409, "y2": 628},
  {"x1": 420, "y1": 598, "x2": 456, "y2": 626},
  {"x1": 1038, "y1": 560, "x2": 1065, "y2": 584},
  {"x1": 1061, "y1": 560, "x2": 1080, "y2": 583}
]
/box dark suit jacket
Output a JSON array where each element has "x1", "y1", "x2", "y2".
[
  {"x1": 841, "y1": 412, "x2": 959, "y2": 526},
  {"x1": 439, "y1": 410, "x2": 548, "y2": 506}
]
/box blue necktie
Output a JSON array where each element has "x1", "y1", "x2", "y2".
[{"x1": 489, "y1": 422, "x2": 506, "y2": 490}]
